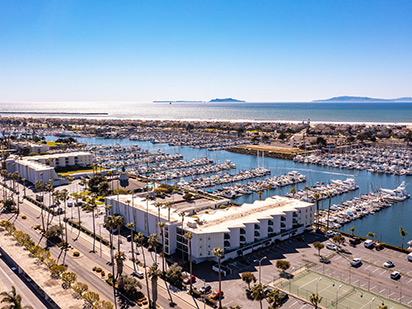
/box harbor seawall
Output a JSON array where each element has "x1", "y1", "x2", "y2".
[{"x1": 227, "y1": 145, "x2": 312, "y2": 160}]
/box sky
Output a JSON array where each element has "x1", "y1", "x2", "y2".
[{"x1": 1, "y1": 0, "x2": 412, "y2": 103}]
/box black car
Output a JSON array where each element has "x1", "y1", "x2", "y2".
[
  {"x1": 349, "y1": 237, "x2": 361, "y2": 245},
  {"x1": 279, "y1": 292, "x2": 289, "y2": 303},
  {"x1": 199, "y1": 284, "x2": 211, "y2": 294}
]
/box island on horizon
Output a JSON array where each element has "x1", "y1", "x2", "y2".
[
  {"x1": 209, "y1": 98, "x2": 246, "y2": 103},
  {"x1": 313, "y1": 96, "x2": 412, "y2": 103}
]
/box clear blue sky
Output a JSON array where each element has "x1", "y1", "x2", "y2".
[{"x1": 1, "y1": 0, "x2": 411, "y2": 102}]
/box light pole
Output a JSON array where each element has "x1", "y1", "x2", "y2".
[
  {"x1": 316, "y1": 277, "x2": 322, "y2": 293},
  {"x1": 370, "y1": 297, "x2": 375, "y2": 309},
  {"x1": 254, "y1": 256, "x2": 267, "y2": 284},
  {"x1": 99, "y1": 223, "x2": 103, "y2": 257},
  {"x1": 335, "y1": 284, "x2": 342, "y2": 308}
]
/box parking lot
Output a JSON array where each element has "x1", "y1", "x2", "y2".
[{"x1": 190, "y1": 232, "x2": 412, "y2": 308}]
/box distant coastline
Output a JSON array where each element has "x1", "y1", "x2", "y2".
[
  {"x1": 153, "y1": 98, "x2": 246, "y2": 103},
  {"x1": 313, "y1": 96, "x2": 412, "y2": 103},
  {"x1": 209, "y1": 98, "x2": 245, "y2": 103}
]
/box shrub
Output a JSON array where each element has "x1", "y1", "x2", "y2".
[
  {"x1": 73, "y1": 251, "x2": 80, "y2": 257},
  {"x1": 21, "y1": 216, "x2": 27, "y2": 220},
  {"x1": 96, "y1": 267, "x2": 102, "y2": 273},
  {"x1": 101, "y1": 271, "x2": 105, "y2": 276},
  {"x1": 108, "y1": 273, "x2": 113, "y2": 278},
  {"x1": 92, "y1": 266, "x2": 97, "y2": 272}
]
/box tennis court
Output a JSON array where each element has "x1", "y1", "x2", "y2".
[{"x1": 277, "y1": 270, "x2": 408, "y2": 309}]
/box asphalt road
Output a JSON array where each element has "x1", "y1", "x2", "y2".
[{"x1": 0, "y1": 257, "x2": 48, "y2": 308}]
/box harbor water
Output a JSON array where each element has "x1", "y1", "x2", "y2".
[{"x1": 47, "y1": 135, "x2": 412, "y2": 247}]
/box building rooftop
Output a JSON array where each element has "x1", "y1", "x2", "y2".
[{"x1": 107, "y1": 194, "x2": 312, "y2": 234}]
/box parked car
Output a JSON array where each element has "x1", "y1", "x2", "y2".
[
  {"x1": 211, "y1": 290, "x2": 224, "y2": 300},
  {"x1": 279, "y1": 291, "x2": 289, "y2": 304},
  {"x1": 183, "y1": 275, "x2": 196, "y2": 284},
  {"x1": 383, "y1": 261, "x2": 395, "y2": 268},
  {"x1": 350, "y1": 258, "x2": 362, "y2": 267},
  {"x1": 67, "y1": 202, "x2": 73, "y2": 207},
  {"x1": 349, "y1": 237, "x2": 361, "y2": 245},
  {"x1": 326, "y1": 243, "x2": 338, "y2": 251},
  {"x1": 326, "y1": 230, "x2": 335, "y2": 237},
  {"x1": 364, "y1": 240, "x2": 375, "y2": 249},
  {"x1": 132, "y1": 271, "x2": 144, "y2": 278},
  {"x1": 390, "y1": 271, "x2": 401, "y2": 280},
  {"x1": 408, "y1": 253, "x2": 412, "y2": 262},
  {"x1": 199, "y1": 284, "x2": 211, "y2": 294}
]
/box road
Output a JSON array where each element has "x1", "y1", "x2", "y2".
[
  {"x1": 1, "y1": 186, "x2": 200, "y2": 309},
  {"x1": 0, "y1": 257, "x2": 48, "y2": 308}
]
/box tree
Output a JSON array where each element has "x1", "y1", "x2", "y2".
[
  {"x1": 50, "y1": 264, "x2": 67, "y2": 278},
  {"x1": 83, "y1": 291, "x2": 100, "y2": 307},
  {"x1": 326, "y1": 191, "x2": 332, "y2": 230},
  {"x1": 183, "y1": 192, "x2": 193, "y2": 202},
  {"x1": 72, "y1": 282, "x2": 88, "y2": 297},
  {"x1": 313, "y1": 193, "x2": 320, "y2": 231},
  {"x1": 126, "y1": 222, "x2": 137, "y2": 272},
  {"x1": 367, "y1": 232, "x2": 376, "y2": 241},
  {"x1": 275, "y1": 260, "x2": 290, "y2": 274},
  {"x1": 117, "y1": 275, "x2": 142, "y2": 301},
  {"x1": 87, "y1": 173, "x2": 107, "y2": 193},
  {"x1": 332, "y1": 235, "x2": 345, "y2": 247},
  {"x1": 289, "y1": 187, "x2": 296, "y2": 199},
  {"x1": 309, "y1": 293, "x2": 323, "y2": 309},
  {"x1": 250, "y1": 283, "x2": 266, "y2": 309},
  {"x1": 148, "y1": 264, "x2": 161, "y2": 308},
  {"x1": 45, "y1": 224, "x2": 62, "y2": 240},
  {"x1": 165, "y1": 263, "x2": 183, "y2": 287},
  {"x1": 241, "y1": 272, "x2": 256, "y2": 289},
  {"x1": 148, "y1": 233, "x2": 159, "y2": 265},
  {"x1": 312, "y1": 241, "x2": 325, "y2": 256},
  {"x1": 266, "y1": 289, "x2": 285, "y2": 309},
  {"x1": 159, "y1": 222, "x2": 166, "y2": 273},
  {"x1": 113, "y1": 215, "x2": 124, "y2": 252},
  {"x1": 213, "y1": 247, "x2": 224, "y2": 309},
  {"x1": 400, "y1": 227, "x2": 408, "y2": 249},
  {"x1": 136, "y1": 233, "x2": 151, "y2": 306},
  {"x1": 257, "y1": 190, "x2": 263, "y2": 201},
  {"x1": 184, "y1": 232, "x2": 193, "y2": 293},
  {"x1": 61, "y1": 272, "x2": 77, "y2": 287},
  {"x1": 84, "y1": 197, "x2": 97, "y2": 252},
  {"x1": 114, "y1": 251, "x2": 126, "y2": 278},
  {"x1": 0, "y1": 285, "x2": 33, "y2": 309},
  {"x1": 105, "y1": 214, "x2": 117, "y2": 306},
  {"x1": 348, "y1": 226, "x2": 356, "y2": 236}
]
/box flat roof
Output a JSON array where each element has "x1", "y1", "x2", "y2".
[{"x1": 106, "y1": 195, "x2": 312, "y2": 234}]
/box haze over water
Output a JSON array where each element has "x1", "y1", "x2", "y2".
[{"x1": 1, "y1": 102, "x2": 412, "y2": 124}]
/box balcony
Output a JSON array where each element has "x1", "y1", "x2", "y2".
[
  {"x1": 268, "y1": 227, "x2": 273, "y2": 233},
  {"x1": 240, "y1": 229, "x2": 246, "y2": 235},
  {"x1": 268, "y1": 220, "x2": 274, "y2": 226},
  {"x1": 240, "y1": 236, "x2": 246, "y2": 242},
  {"x1": 254, "y1": 231, "x2": 260, "y2": 237},
  {"x1": 281, "y1": 216, "x2": 286, "y2": 222},
  {"x1": 224, "y1": 241, "x2": 231, "y2": 248},
  {"x1": 224, "y1": 233, "x2": 230, "y2": 240},
  {"x1": 254, "y1": 224, "x2": 260, "y2": 230}
]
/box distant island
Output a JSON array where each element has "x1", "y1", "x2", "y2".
[
  {"x1": 153, "y1": 98, "x2": 245, "y2": 103},
  {"x1": 209, "y1": 98, "x2": 246, "y2": 103},
  {"x1": 313, "y1": 96, "x2": 412, "y2": 103}
]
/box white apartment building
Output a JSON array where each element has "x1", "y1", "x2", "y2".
[
  {"x1": 105, "y1": 195, "x2": 314, "y2": 263},
  {"x1": 5, "y1": 152, "x2": 93, "y2": 185}
]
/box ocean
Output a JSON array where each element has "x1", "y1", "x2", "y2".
[{"x1": 1, "y1": 101, "x2": 412, "y2": 124}]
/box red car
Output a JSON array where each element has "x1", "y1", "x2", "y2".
[
  {"x1": 211, "y1": 290, "x2": 224, "y2": 300},
  {"x1": 183, "y1": 275, "x2": 196, "y2": 284}
]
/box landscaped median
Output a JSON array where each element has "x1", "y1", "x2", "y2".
[{"x1": 0, "y1": 220, "x2": 114, "y2": 309}]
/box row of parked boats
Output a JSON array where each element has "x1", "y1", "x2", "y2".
[
  {"x1": 138, "y1": 160, "x2": 237, "y2": 181},
  {"x1": 211, "y1": 171, "x2": 307, "y2": 199},
  {"x1": 177, "y1": 167, "x2": 271, "y2": 189},
  {"x1": 285, "y1": 178, "x2": 359, "y2": 202},
  {"x1": 294, "y1": 147, "x2": 412, "y2": 175},
  {"x1": 129, "y1": 132, "x2": 248, "y2": 150},
  {"x1": 318, "y1": 182, "x2": 410, "y2": 229}
]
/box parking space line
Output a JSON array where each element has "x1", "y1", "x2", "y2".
[
  {"x1": 371, "y1": 267, "x2": 380, "y2": 273},
  {"x1": 379, "y1": 270, "x2": 386, "y2": 276}
]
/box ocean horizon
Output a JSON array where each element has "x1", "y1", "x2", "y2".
[{"x1": 1, "y1": 101, "x2": 412, "y2": 124}]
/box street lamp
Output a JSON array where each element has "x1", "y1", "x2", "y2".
[
  {"x1": 335, "y1": 284, "x2": 342, "y2": 308},
  {"x1": 98, "y1": 223, "x2": 104, "y2": 258},
  {"x1": 253, "y1": 256, "x2": 267, "y2": 284},
  {"x1": 316, "y1": 277, "x2": 322, "y2": 293},
  {"x1": 370, "y1": 297, "x2": 375, "y2": 309}
]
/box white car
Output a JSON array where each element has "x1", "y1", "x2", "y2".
[
  {"x1": 132, "y1": 271, "x2": 144, "y2": 278},
  {"x1": 383, "y1": 261, "x2": 394, "y2": 268},
  {"x1": 326, "y1": 230, "x2": 335, "y2": 237},
  {"x1": 408, "y1": 253, "x2": 412, "y2": 262},
  {"x1": 364, "y1": 240, "x2": 374, "y2": 248},
  {"x1": 390, "y1": 271, "x2": 401, "y2": 280},
  {"x1": 326, "y1": 243, "x2": 338, "y2": 251},
  {"x1": 350, "y1": 258, "x2": 362, "y2": 267}
]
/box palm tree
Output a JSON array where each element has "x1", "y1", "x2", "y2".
[
  {"x1": 73, "y1": 193, "x2": 82, "y2": 240},
  {"x1": 309, "y1": 292, "x2": 323, "y2": 309},
  {"x1": 257, "y1": 190, "x2": 263, "y2": 201},
  {"x1": 144, "y1": 193, "x2": 151, "y2": 235},
  {"x1": 148, "y1": 264, "x2": 161, "y2": 309},
  {"x1": 179, "y1": 212, "x2": 186, "y2": 261},
  {"x1": 304, "y1": 186, "x2": 310, "y2": 200},
  {"x1": 312, "y1": 241, "x2": 325, "y2": 256},
  {"x1": 126, "y1": 222, "x2": 137, "y2": 272},
  {"x1": 60, "y1": 189, "x2": 69, "y2": 251},
  {"x1": 266, "y1": 289, "x2": 284, "y2": 309},
  {"x1": 159, "y1": 222, "x2": 166, "y2": 273},
  {"x1": 0, "y1": 285, "x2": 33, "y2": 309},
  {"x1": 85, "y1": 197, "x2": 97, "y2": 252},
  {"x1": 136, "y1": 232, "x2": 151, "y2": 306},
  {"x1": 400, "y1": 227, "x2": 408, "y2": 249},
  {"x1": 348, "y1": 226, "x2": 356, "y2": 236},
  {"x1": 367, "y1": 232, "x2": 376, "y2": 241},
  {"x1": 290, "y1": 187, "x2": 296, "y2": 199},
  {"x1": 213, "y1": 247, "x2": 224, "y2": 309},
  {"x1": 114, "y1": 215, "x2": 124, "y2": 252},
  {"x1": 114, "y1": 251, "x2": 126, "y2": 278},
  {"x1": 184, "y1": 232, "x2": 193, "y2": 293},
  {"x1": 165, "y1": 201, "x2": 173, "y2": 221},
  {"x1": 326, "y1": 191, "x2": 332, "y2": 230},
  {"x1": 148, "y1": 233, "x2": 159, "y2": 265},
  {"x1": 105, "y1": 215, "x2": 117, "y2": 307},
  {"x1": 34, "y1": 180, "x2": 45, "y2": 231},
  {"x1": 250, "y1": 283, "x2": 266, "y2": 309},
  {"x1": 154, "y1": 202, "x2": 163, "y2": 229},
  {"x1": 313, "y1": 193, "x2": 320, "y2": 231}
]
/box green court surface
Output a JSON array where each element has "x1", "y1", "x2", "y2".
[{"x1": 277, "y1": 270, "x2": 408, "y2": 309}]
